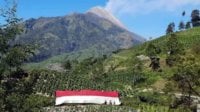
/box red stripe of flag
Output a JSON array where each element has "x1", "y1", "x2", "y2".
[{"x1": 56, "y1": 90, "x2": 119, "y2": 97}]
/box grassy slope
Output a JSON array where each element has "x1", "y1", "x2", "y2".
[{"x1": 105, "y1": 27, "x2": 200, "y2": 89}]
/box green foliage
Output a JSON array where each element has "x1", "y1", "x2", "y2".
[
  {"x1": 145, "y1": 43, "x2": 161, "y2": 71},
  {"x1": 146, "y1": 43, "x2": 161, "y2": 57},
  {"x1": 31, "y1": 69, "x2": 107, "y2": 96},
  {"x1": 138, "y1": 92, "x2": 164, "y2": 104},
  {"x1": 0, "y1": 86, "x2": 5, "y2": 111},
  {"x1": 166, "y1": 34, "x2": 183, "y2": 55},
  {"x1": 163, "y1": 81, "x2": 178, "y2": 93},
  {"x1": 173, "y1": 55, "x2": 200, "y2": 97},
  {"x1": 4, "y1": 45, "x2": 34, "y2": 69},
  {"x1": 5, "y1": 93, "x2": 24, "y2": 112},
  {"x1": 185, "y1": 22, "x2": 191, "y2": 29},
  {"x1": 63, "y1": 60, "x2": 72, "y2": 71},
  {"x1": 166, "y1": 55, "x2": 177, "y2": 67},
  {"x1": 0, "y1": 1, "x2": 34, "y2": 76},
  {"x1": 166, "y1": 34, "x2": 184, "y2": 67},
  {"x1": 132, "y1": 74, "x2": 146, "y2": 86},
  {"x1": 163, "y1": 54, "x2": 200, "y2": 110},
  {"x1": 132, "y1": 56, "x2": 143, "y2": 71},
  {"x1": 22, "y1": 94, "x2": 53, "y2": 112},
  {"x1": 0, "y1": 1, "x2": 47, "y2": 112},
  {"x1": 29, "y1": 58, "x2": 145, "y2": 100}
]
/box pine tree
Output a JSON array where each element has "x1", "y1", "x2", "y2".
[
  {"x1": 178, "y1": 21, "x2": 185, "y2": 31},
  {"x1": 166, "y1": 22, "x2": 175, "y2": 34},
  {"x1": 191, "y1": 9, "x2": 200, "y2": 27},
  {"x1": 185, "y1": 21, "x2": 191, "y2": 29}
]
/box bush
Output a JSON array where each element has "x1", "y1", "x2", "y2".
[
  {"x1": 22, "y1": 94, "x2": 53, "y2": 112},
  {"x1": 137, "y1": 92, "x2": 172, "y2": 106}
]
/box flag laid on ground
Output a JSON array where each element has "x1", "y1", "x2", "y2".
[{"x1": 55, "y1": 90, "x2": 121, "y2": 105}]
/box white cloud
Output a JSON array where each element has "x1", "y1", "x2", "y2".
[{"x1": 105, "y1": 0, "x2": 200, "y2": 16}]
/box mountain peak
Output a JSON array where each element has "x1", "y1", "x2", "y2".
[{"x1": 87, "y1": 6, "x2": 126, "y2": 29}]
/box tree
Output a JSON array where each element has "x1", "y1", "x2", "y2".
[
  {"x1": 149, "y1": 56, "x2": 161, "y2": 71},
  {"x1": 166, "y1": 22, "x2": 175, "y2": 34},
  {"x1": 63, "y1": 60, "x2": 72, "y2": 71},
  {"x1": 146, "y1": 43, "x2": 161, "y2": 71},
  {"x1": 165, "y1": 34, "x2": 184, "y2": 67},
  {"x1": 185, "y1": 21, "x2": 191, "y2": 29},
  {"x1": 146, "y1": 43, "x2": 161, "y2": 57},
  {"x1": 0, "y1": 1, "x2": 39, "y2": 111},
  {"x1": 172, "y1": 55, "x2": 200, "y2": 106},
  {"x1": 0, "y1": 2, "x2": 34, "y2": 76},
  {"x1": 191, "y1": 9, "x2": 200, "y2": 27},
  {"x1": 178, "y1": 21, "x2": 185, "y2": 31}
]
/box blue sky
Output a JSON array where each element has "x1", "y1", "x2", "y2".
[{"x1": 1, "y1": 0, "x2": 200, "y2": 39}]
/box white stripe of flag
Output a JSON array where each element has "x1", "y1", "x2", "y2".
[{"x1": 55, "y1": 90, "x2": 121, "y2": 105}]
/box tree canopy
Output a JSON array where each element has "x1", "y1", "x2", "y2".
[
  {"x1": 166, "y1": 22, "x2": 175, "y2": 34},
  {"x1": 178, "y1": 21, "x2": 185, "y2": 31},
  {"x1": 185, "y1": 21, "x2": 191, "y2": 29},
  {"x1": 0, "y1": 1, "x2": 50, "y2": 112},
  {"x1": 191, "y1": 9, "x2": 200, "y2": 27}
]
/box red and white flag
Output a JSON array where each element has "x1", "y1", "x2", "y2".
[{"x1": 55, "y1": 90, "x2": 121, "y2": 105}]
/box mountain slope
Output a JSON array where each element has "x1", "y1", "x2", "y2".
[
  {"x1": 17, "y1": 8, "x2": 145, "y2": 62},
  {"x1": 87, "y1": 7, "x2": 145, "y2": 42}
]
